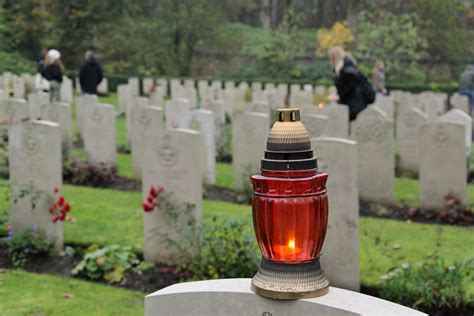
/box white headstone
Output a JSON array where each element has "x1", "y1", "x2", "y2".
[
  {"x1": 142, "y1": 129, "x2": 202, "y2": 263},
  {"x1": 83, "y1": 103, "x2": 117, "y2": 166},
  {"x1": 232, "y1": 112, "x2": 269, "y2": 190},
  {"x1": 13, "y1": 76, "x2": 26, "y2": 99},
  {"x1": 248, "y1": 101, "x2": 270, "y2": 117},
  {"x1": 60, "y1": 76, "x2": 73, "y2": 103},
  {"x1": 128, "y1": 77, "x2": 140, "y2": 97},
  {"x1": 166, "y1": 98, "x2": 192, "y2": 129},
  {"x1": 419, "y1": 121, "x2": 466, "y2": 209},
  {"x1": 39, "y1": 101, "x2": 72, "y2": 148},
  {"x1": 130, "y1": 105, "x2": 164, "y2": 179},
  {"x1": 28, "y1": 91, "x2": 50, "y2": 119},
  {"x1": 396, "y1": 106, "x2": 427, "y2": 174},
  {"x1": 439, "y1": 108, "x2": 472, "y2": 156},
  {"x1": 142, "y1": 78, "x2": 155, "y2": 95},
  {"x1": 450, "y1": 93, "x2": 470, "y2": 114},
  {"x1": 351, "y1": 106, "x2": 394, "y2": 203},
  {"x1": 189, "y1": 110, "x2": 216, "y2": 185},
  {"x1": 301, "y1": 114, "x2": 328, "y2": 138},
  {"x1": 374, "y1": 95, "x2": 394, "y2": 120},
  {"x1": 0, "y1": 98, "x2": 30, "y2": 124},
  {"x1": 76, "y1": 94, "x2": 99, "y2": 137},
  {"x1": 9, "y1": 120, "x2": 63, "y2": 249},
  {"x1": 97, "y1": 78, "x2": 108, "y2": 95},
  {"x1": 312, "y1": 137, "x2": 359, "y2": 291},
  {"x1": 117, "y1": 84, "x2": 131, "y2": 112},
  {"x1": 315, "y1": 104, "x2": 349, "y2": 138}
]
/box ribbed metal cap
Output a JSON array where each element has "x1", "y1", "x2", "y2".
[
  {"x1": 267, "y1": 109, "x2": 311, "y2": 152},
  {"x1": 262, "y1": 108, "x2": 317, "y2": 171}
]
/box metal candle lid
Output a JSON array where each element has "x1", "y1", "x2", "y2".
[{"x1": 262, "y1": 108, "x2": 317, "y2": 171}]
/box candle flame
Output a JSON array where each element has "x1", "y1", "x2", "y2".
[{"x1": 288, "y1": 239, "x2": 295, "y2": 249}]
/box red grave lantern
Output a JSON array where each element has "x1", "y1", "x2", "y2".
[{"x1": 250, "y1": 108, "x2": 329, "y2": 299}]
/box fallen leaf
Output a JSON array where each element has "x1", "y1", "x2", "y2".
[{"x1": 63, "y1": 292, "x2": 74, "y2": 299}]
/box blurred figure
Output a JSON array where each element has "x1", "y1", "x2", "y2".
[
  {"x1": 459, "y1": 64, "x2": 474, "y2": 111},
  {"x1": 328, "y1": 46, "x2": 374, "y2": 121},
  {"x1": 79, "y1": 50, "x2": 103, "y2": 95},
  {"x1": 41, "y1": 49, "x2": 64, "y2": 102},
  {"x1": 372, "y1": 60, "x2": 387, "y2": 95}
]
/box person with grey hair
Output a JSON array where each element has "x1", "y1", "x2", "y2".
[{"x1": 79, "y1": 50, "x2": 103, "y2": 94}]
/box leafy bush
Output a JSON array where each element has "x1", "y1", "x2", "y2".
[
  {"x1": 2, "y1": 228, "x2": 52, "y2": 267},
  {"x1": 174, "y1": 215, "x2": 260, "y2": 280},
  {"x1": 316, "y1": 21, "x2": 354, "y2": 55},
  {"x1": 72, "y1": 244, "x2": 140, "y2": 283},
  {"x1": 0, "y1": 51, "x2": 36, "y2": 74},
  {"x1": 379, "y1": 257, "x2": 472, "y2": 310},
  {"x1": 63, "y1": 159, "x2": 117, "y2": 188}
]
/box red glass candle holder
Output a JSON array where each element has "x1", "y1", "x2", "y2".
[{"x1": 250, "y1": 108, "x2": 330, "y2": 299}]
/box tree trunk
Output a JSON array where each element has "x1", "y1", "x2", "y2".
[
  {"x1": 347, "y1": 0, "x2": 360, "y2": 37},
  {"x1": 259, "y1": 0, "x2": 271, "y2": 29}
]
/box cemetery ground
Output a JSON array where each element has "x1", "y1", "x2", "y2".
[{"x1": 1, "y1": 93, "x2": 473, "y2": 315}]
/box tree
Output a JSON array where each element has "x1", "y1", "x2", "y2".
[{"x1": 354, "y1": 10, "x2": 429, "y2": 82}]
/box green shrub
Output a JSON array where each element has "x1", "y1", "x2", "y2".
[
  {"x1": 0, "y1": 51, "x2": 36, "y2": 74},
  {"x1": 72, "y1": 244, "x2": 140, "y2": 283},
  {"x1": 2, "y1": 228, "x2": 52, "y2": 267},
  {"x1": 174, "y1": 215, "x2": 260, "y2": 280},
  {"x1": 379, "y1": 256, "x2": 473, "y2": 310}
]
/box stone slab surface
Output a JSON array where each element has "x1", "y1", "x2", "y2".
[{"x1": 145, "y1": 279, "x2": 425, "y2": 316}]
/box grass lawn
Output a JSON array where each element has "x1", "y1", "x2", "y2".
[
  {"x1": 0, "y1": 180, "x2": 472, "y2": 297},
  {"x1": 0, "y1": 270, "x2": 143, "y2": 315}
]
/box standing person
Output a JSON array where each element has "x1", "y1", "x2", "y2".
[
  {"x1": 459, "y1": 64, "x2": 474, "y2": 112},
  {"x1": 372, "y1": 60, "x2": 387, "y2": 95},
  {"x1": 79, "y1": 50, "x2": 103, "y2": 95},
  {"x1": 328, "y1": 46, "x2": 374, "y2": 121},
  {"x1": 41, "y1": 49, "x2": 64, "y2": 102}
]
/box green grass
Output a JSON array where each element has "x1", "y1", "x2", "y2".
[
  {"x1": 0, "y1": 180, "x2": 472, "y2": 296},
  {"x1": 0, "y1": 270, "x2": 143, "y2": 315},
  {"x1": 216, "y1": 163, "x2": 233, "y2": 190}
]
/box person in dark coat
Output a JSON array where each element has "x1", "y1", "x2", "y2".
[
  {"x1": 41, "y1": 49, "x2": 64, "y2": 102},
  {"x1": 79, "y1": 50, "x2": 103, "y2": 95},
  {"x1": 329, "y1": 46, "x2": 367, "y2": 121}
]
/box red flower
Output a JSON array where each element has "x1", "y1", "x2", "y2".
[
  {"x1": 58, "y1": 196, "x2": 65, "y2": 206},
  {"x1": 150, "y1": 186, "x2": 157, "y2": 197},
  {"x1": 54, "y1": 187, "x2": 59, "y2": 194},
  {"x1": 63, "y1": 203, "x2": 71, "y2": 212},
  {"x1": 147, "y1": 196, "x2": 154, "y2": 204}
]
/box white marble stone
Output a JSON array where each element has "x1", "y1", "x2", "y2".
[
  {"x1": 312, "y1": 137, "x2": 359, "y2": 292},
  {"x1": 28, "y1": 91, "x2": 50, "y2": 119},
  {"x1": 83, "y1": 103, "x2": 117, "y2": 166},
  {"x1": 396, "y1": 106, "x2": 427, "y2": 174},
  {"x1": 189, "y1": 109, "x2": 216, "y2": 185},
  {"x1": 142, "y1": 129, "x2": 202, "y2": 263},
  {"x1": 97, "y1": 78, "x2": 108, "y2": 95},
  {"x1": 117, "y1": 84, "x2": 131, "y2": 112},
  {"x1": 351, "y1": 106, "x2": 394, "y2": 203},
  {"x1": 419, "y1": 121, "x2": 466, "y2": 209},
  {"x1": 145, "y1": 279, "x2": 425, "y2": 316},
  {"x1": 232, "y1": 112, "x2": 269, "y2": 190},
  {"x1": 450, "y1": 93, "x2": 470, "y2": 114},
  {"x1": 302, "y1": 113, "x2": 328, "y2": 138},
  {"x1": 128, "y1": 77, "x2": 140, "y2": 97},
  {"x1": 76, "y1": 94, "x2": 98, "y2": 137},
  {"x1": 142, "y1": 78, "x2": 155, "y2": 95},
  {"x1": 166, "y1": 98, "x2": 192, "y2": 129},
  {"x1": 439, "y1": 109, "x2": 472, "y2": 156},
  {"x1": 130, "y1": 105, "x2": 164, "y2": 179},
  {"x1": 0, "y1": 98, "x2": 30, "y2": 124},
  {"x1": 13, "y1": 76, "x2": 25, "y2": 99},
  {"x1": 374, "y1": 95, "x2": 394, "y2": 120},
  {"x1": 39, "y1": 101, "x2": 72, "y2": 148},
  {"x1": 9, "y1": 120, "x2": 63, "y2": 250},
  {"x1": 315, "y1": 104, "x2": 349, "y2": 138},
  {"x1": 60, "y1": 76, "x2": 73, "y2": 103}
]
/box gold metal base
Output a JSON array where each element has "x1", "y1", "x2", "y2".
[
  {"x1": 251, "y1": 283, "x2": 329, "y2": 300},
  {"x1": 251, "y1": 257, "x2": 329, "y2": 300}
]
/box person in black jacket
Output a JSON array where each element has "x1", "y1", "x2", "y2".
[
  {"x1": 79, "y1": 50, "x2": 103, "y2": 95},
  {"x1": 329, "y1": 46, "x2": 367, "y2": 121},
  {"x1": 41, "y1": 49, "x2": 64, "y2": 102}
]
